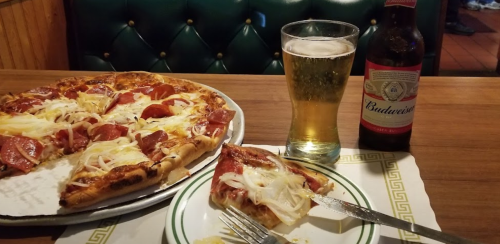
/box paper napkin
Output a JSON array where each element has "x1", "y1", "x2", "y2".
[{"x1": 56, "y1": 145, "x2": 441, "y2": 244}]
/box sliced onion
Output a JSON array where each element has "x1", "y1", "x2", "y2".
[
  {"x1": 133, "y1": 92, "x2": 142, "y2": 100},
  {"x1": 69, "y1": 181, "x2": 89, "y2": 187},
  {"x1": 71, "y1": 121, "x2": 92, "y2": 129},
  {"x1": 218, "y1": 164, "x2": 311, "y2": 226},
  {"x1": 67, "y1": 124, "x2": 74, "y2": 149},
  {"x1": 97, "y1": 155, "x2": 111, "y2": 171},
  {"x1": 84, "y1": 164, "x2": 106, "y2": 173},
  {"x1": 87, "y1": 122, "x2": 107, "y2": 135},
  {"x1": 266, "y1": 155, "x2": 286, "y2": 172},
  {"x1": 14, "y1": 143, "x2": 40, "y2": 165},
  {"x1": 211, "y1": 128, "x2": 221, "y2": 138},
  {"x1": 173, "y1": 99, "x2": 189, "y2": 107},
  {"x1": 160, "y1": 147, "x2": 170, "y2": 155},
  {"x1": 191, "y1": 124, "x2": 206, "y2": 136}
]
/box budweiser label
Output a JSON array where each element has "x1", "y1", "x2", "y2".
[
  {"x1": 385, "y1": 0, "x2": 417, "y2": 8},
  {"x1": 361, "y1": 61, "x2": 421, "y2": 134}
]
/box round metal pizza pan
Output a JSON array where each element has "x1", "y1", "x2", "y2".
[{"x1": 0, "y1": 86, "x2": 245, "y2": 226}]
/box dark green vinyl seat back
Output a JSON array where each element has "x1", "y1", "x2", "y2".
[{"x1": 65, "y1": 0, "x2": 442, "y2": 75}]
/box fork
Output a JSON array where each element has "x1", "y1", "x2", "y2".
[{"x1": 219, "y1": 206, "x2": 292, "y2": 244}]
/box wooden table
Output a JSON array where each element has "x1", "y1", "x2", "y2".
[{"x1": 0, "y1": 70, "x2": 499, "y2": 244}]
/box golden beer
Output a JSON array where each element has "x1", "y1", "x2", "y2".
[{"x1": 283, "y1": 37, "x2": 355, "y2": 163}]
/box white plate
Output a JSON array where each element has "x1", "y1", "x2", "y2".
[
  {"x1": 0, "y1": 86, "x2": 245, "y2": 226},
  {"x1": 166, "y1": 160, "x2": 380, "y2": 244}
]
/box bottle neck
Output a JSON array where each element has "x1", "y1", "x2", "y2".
[{"x1": 381, "y1": 6, "x2": 417, "y2": 28}]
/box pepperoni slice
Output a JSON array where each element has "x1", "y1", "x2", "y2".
[
  {"x1": 117, "y1": 92, "x2": 135, "y2": 105},
  {"x1": 162, "y1": 98, "x2": 190, "y2": 106},
  {"x1": 206, "y1": 123, "x2": 225, "y2": 137},
  {"x1": 105, "y1": 92, "x2": 136, "y2": 114},
  {"x1": 55, "y1": 126, "x2": 90, "y2": 154},
  {"x1": 0, "y1": 135, "x2": 11, "y2": 150},
  {"x1": 136, "y1": 131, "x2": 169, "y2": 157},
  {"x1": 86, "y1": 85, "x2": 114, "y2": 96},
  {"x1": 211, "y1": 147, "x2": 243, "y2": 190},
  {"x1": 207, "y1": 109, "x2": 236, "y2": 124},
  {"x1": 140, "y1": 104, "x2": 174, "y2": 119},
  {"x1": 288, "y1": 167, "x2": 323, "y2": 192},
  {"x1": 2, "y1": 97, "x2": 43, "y2": 113},
  {"x1": 84, "y1": 117, "x2": 99, "y2": 124},
  {"x1": 150, "y1": 84, "x2": 175, "y2": 100},
  {"x1": 90, "y1": 124, "x2": 128, "y2": 141},
  {"x1": 26, "y1": 87, "x2": 61, "y2": 100},
  {"x1": 0, "y1": 136, "x2": 44, "y2": 173},
  {"x1": 131, "y1": 86, "x2": 155, "y2": 95},
  {"x1": 64, "y1": 84, "x2": 89, "y2": 99}
]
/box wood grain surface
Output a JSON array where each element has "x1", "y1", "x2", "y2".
[
  {"x1": 0, "y1": 0, "x2": 68, "y2": 70},
  {"x1": 0, "y1": 70, "x2": 499, "y2": 244}
]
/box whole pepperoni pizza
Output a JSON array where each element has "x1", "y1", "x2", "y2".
[{"x1": 0, "y1": 72, "x2": 235, "y2": 208}]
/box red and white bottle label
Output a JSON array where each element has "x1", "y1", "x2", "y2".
[
  {"x1": 385, "y1": 0, "x2": 417, "y2": 8},
  {"x1": 361, "y1": 61, "x2": 421, "y2": 134}
]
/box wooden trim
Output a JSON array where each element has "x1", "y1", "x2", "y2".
[
  {"x1": 434, "y1": 0, "x2": 448, "y2": 76},
  {"x1": 0, "y1": 0, "x2": 68, "y2": 70}
]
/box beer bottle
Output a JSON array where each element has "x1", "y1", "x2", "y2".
[{"x1": 359, "y1": 0, "x2": 424, "y2": 151}]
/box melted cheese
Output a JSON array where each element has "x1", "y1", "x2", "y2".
[
  {"x1": 118, "y1": 93, "x2": 208, "y2": 139},
  {"x1": 0, "y1": 95, "x2": 107, "y2": 140},
  {"x1": 76, "y1": 93, "x2": 114, "y2": 114},
  {"x1": 0, "y1": 113, "x2": 68, "y2": 140},
  {"x1": 218, "y1": 159, "x2": 311, "y2": 226},
  {"x1": 76, "y1": 137, "x2": 150, "y2": 178},
  {"x1": 103, "y1": 94, "x2": 155, "y2": 124},
  {"x1": 30, "y1": 97, "x2": 103, "y2": 123}
]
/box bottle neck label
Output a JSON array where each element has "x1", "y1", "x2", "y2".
[
  {"x1": 385, "y1": 0, "x2": 417, "y2": 8},
  {"x1": 360, "y1": 60, "x2": 421, "y2": 134}
]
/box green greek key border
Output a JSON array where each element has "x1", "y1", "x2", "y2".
[
  {"x1": 339, "y1": 152, "x2": 420, "y2": 243},
  {"x1": 85, "y1": 216, "x2": 121, "y2": 244}
]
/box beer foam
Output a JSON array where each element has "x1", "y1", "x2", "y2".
[{"x1": 284, "y1": 37, "x2": 355, "y2": 58}]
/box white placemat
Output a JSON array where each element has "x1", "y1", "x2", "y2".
[{"x1": 56, "y1": 145, "x2": 441, "y2": 244}]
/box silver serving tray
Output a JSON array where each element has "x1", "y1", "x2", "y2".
[{"x1": 0, "y1": 86, "x2": 245, "y2": 226}]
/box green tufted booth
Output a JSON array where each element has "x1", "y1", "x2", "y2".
[{"x1": 65, "y1": 0, "x2": 443, "y2": 76}]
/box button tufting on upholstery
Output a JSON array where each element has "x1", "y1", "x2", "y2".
[{"x1": 69, "y1": 0, "x2": 440, "y2": 75}]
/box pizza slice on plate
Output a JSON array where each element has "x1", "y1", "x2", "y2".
[{"x1": 210, "y1": 144, "x2": 334, "y2": 229}]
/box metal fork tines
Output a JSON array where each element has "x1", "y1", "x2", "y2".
[{"x1": 219, "y1": 206, "x2": 289, "y2": 244}]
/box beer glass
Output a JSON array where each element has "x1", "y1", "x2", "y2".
[{"x1": 281, "y1": 20, "x2": 359, "y2": 164}]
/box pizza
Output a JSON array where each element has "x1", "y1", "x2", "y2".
[
  {"x1": 0, "y1": 71, "x2": 236, "y2": 208},
  {"x1": 210, "y1": 144, "x2": 333, "y2": 229}
]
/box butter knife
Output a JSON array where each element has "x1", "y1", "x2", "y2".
[{"x1": 311, "y1": 194, "x2": 482, "y2": 244}]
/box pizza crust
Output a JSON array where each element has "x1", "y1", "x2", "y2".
[
  {"x1": 61, "y1": 130, "x2": 226, "y2": 209},
  {"x1": 60, "y1": 161, "x2": 170, "y2": 208}
]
